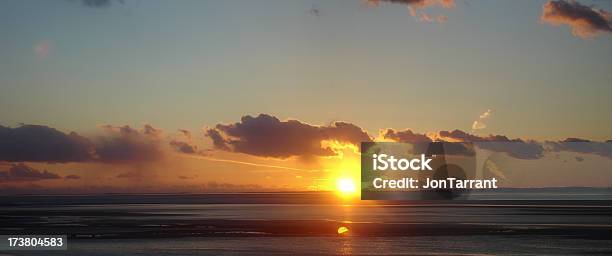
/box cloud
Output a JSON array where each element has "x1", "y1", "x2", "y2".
[
  {"x1": 170, "y1": 141, "x2": 197, "y2": 154},
  {"x1": 205, "y1": 129, "x2": 231, "y2": 151},
  {"x1": 0, "y1": 124, "x2": 168, "y2": 164},
  {"x1": 479, "y1": 109, "x2": 492, "y2": 119},
  {"x1": 547, "y1": 138, "x2": 612, "y2": 159},
  {"x1": 2, "y1": 120, "x2": 607, "y2": 166},
  {"x1": 541, "y1": 0, "x2": 612, "y2": 38},
  {"x1": 170, "y1": 129, "x2": 198, "y2": 154},
  {"x1": 367, "y1": 0, "x2": 455, "y2": 22},
  {"x1": 0, "y1": 163, "x2": 61, "y2": 182},
  {"x1": 206, "y1": 114, "x2": 371, "y2": 158},
  {"x1": 438, "y1": 129, "x2": 545, "y2": 159},
  {"x1": 471, "y1": 120, "x2": 487, "y2": 130},
  {"x1": 65, "y1": 174, "x2": 81, "y2": 179},
  {"x1": 472, "y1": 109, "x2": 492, "y2": 130},
  {"x1": 381, "y1": 128, "x2": 432, "y2": 143},
  {"x1": 94, "y1": 124, "x2": 165, "y2": 163},
  {"x1": 0, "y1": 124, "x2": 94, "y2": 163}
]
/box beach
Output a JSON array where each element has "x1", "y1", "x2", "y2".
[{"x1": 1, "y1": 191, "x2": 612, "y2": 255}]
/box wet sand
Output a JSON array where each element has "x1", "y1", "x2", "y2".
[{"x1": 1, "y1": 193, "x2": 612, "y2": 255}]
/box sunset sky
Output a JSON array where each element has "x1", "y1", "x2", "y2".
[{"x1": 0, "y1": 0, "x2": 611, "y2": 194}]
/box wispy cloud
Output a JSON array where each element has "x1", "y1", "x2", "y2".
[
  {"x1": 179, "y1": 154, "x2": 319, "y2": 172},
  {"x1": 471, "y1": 120, "x2": 487, "y2": 130},
  {"x1": 366, "y1": 0, "x2": 455, "y2": 23},
  {"x1": 472, "y1": 109, "x2": 492, "y2": 130},
  {"x1": 479, "y1": 109, "x2": 492, "y2": 119}
]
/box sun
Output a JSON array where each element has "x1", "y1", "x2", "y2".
[{"x1": 336, "y1": 177, "x2": 357, "y2": 197}]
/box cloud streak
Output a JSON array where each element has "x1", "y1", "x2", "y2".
[{"x1": 178, "y1": 154, "x2": 319, "y2": 172}]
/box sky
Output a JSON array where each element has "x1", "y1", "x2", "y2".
[{"x1": 0, "y1": 0, "x2": 611, "y2": 194}]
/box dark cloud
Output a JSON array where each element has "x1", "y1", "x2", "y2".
[
  {"x1": 0, "y1": 125, "x2": 94, "y2": 163},
  {"x1": 206, "y1": 114, "x2": 371, "y2": 158},
  {"x1": 560, "y1": 137, "x2": 590, "y2": 143},
  {"x1": 541, "y1": 0, "x2": 612, "y2": 38},
  {"x1": 438, "y1": 130, "x2": 545, "y2": 159},
  {"x1": 0, "y1": 163, "x2": 61, "y2": 182},
  {"x1": 205, "y1": 129, "x2": 230, "y2": 151},
  {"x1": 65, "y1": 174, "x2": 81, "y2": 179},
  {"x1": 93, "y1": 125, "x2": 164, "y2": 163},
  {"x1": 170, "y1": 141, "x2": 197, "y2": 154},
  {"x1": 547, "y1": 138, "x2": 612, "y2": 159},
  {"x1": 0, "y1": 124, "x2": 166, "y2": 164},
  {"x1": 382, "y1": 128, "x2": 432, "y2": 143},
  {"x1": 170, "y1": 129, "x2": 198, "y2": 154}
]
